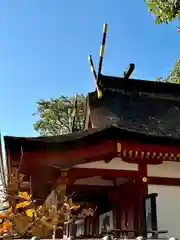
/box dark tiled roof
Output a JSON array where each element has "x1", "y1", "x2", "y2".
[
  {"x1": 88, "y1": 76, "x2": 180, "y2": 139},
  {"x1": 4, "y1": 128, "x2": 106, "y2": 152},
  {"x1": 100, "y1": 74, "x2": 180, "y2": 95}
]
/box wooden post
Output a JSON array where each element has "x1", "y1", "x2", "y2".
[{"x1": 138, "y1": 163, "x2": 148, "y2": 237}]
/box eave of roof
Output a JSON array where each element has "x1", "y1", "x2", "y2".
[{"x1": 4, "y1": 125, "x2": 180, "y2": 154}]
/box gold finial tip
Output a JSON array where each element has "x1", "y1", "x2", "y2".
[
  {"x1": 88, "y1": 55, "x2": 91, "y2": 61},
  {"x1": 97, "y1": 90, "x2": 103, "y2": 98},
  {"x1": 103, "y1": 23, "x2": 108, "y2": 32}
]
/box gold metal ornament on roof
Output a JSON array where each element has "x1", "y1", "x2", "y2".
[
  {"x1": 117, "y1": 142, "x2": 180, "y2": 162},
  {"x1": 142, "y1": 177, "x2": 148, "y2": 182}
]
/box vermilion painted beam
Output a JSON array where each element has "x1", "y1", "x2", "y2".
[
  {"x1": 67, "y1": 184, "x2": 112, "y2": 193},
  {"x1": 148, "y1": 176, "x2": 180, "y2": 186},
  {"x1": 122, "y1": 141, "x2": 180, "y2": 153},
  {"x1": 69, "y1": 168, "x2": 138, "y2": 179},
  {"x1": 26, "y1": 168, "x2": 139, "y2": 184},
  {"x1": 21, "y1": 175, "x2": 180, "y2": 196}
]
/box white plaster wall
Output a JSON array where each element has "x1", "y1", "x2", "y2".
[
  {"x1": 74, "y1": 176, "x2": 113, "y2": 186},
  {"x1": 148, "y1": 185, "x2": 180, "y2": 238},
  {"x1": 74, "y1": 176, "x2": 129, "y2": 186},
  {"x1": 148, "y1": 161, "x2": 180, "y2": 178},
  {"x1": 74, "y1": 157, "x2": 138, "y2": 171}
]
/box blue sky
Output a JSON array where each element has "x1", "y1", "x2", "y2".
[{"x1": 0, "y1": 0, "x2": 179, "y2": 137}]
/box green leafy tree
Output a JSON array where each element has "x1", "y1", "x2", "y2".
[
  {"x1": 33, "y1": 94, "x2": 86, "y2": 136},
  {"x1": 145, "y1": 0, "x2": 180, "y2": 25},
  {"x1": 167, "y1": 59, "x2": 180, "y2": 83},
  {"x1": 157, "y1": 58, "x2": 180, "y2": 83}
]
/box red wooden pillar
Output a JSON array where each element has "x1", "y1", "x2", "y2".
[
  {"x1": 138, "y1": 162, "x2": 148, "y2": 236},
  {"x1": 110, "y1": 187, "x2": 120, "y2": 229},
  {"x1": 94, "y1": 208, "x2": 100, "y2": 237}
]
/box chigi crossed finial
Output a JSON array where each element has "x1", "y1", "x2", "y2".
[{"x1": 88, "y1": 23, "x2": 135, "y2": 99}]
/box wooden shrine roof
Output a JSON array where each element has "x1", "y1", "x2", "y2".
[{"x1": 5, "y1": 75, "x2": 180, "y2": 174}]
